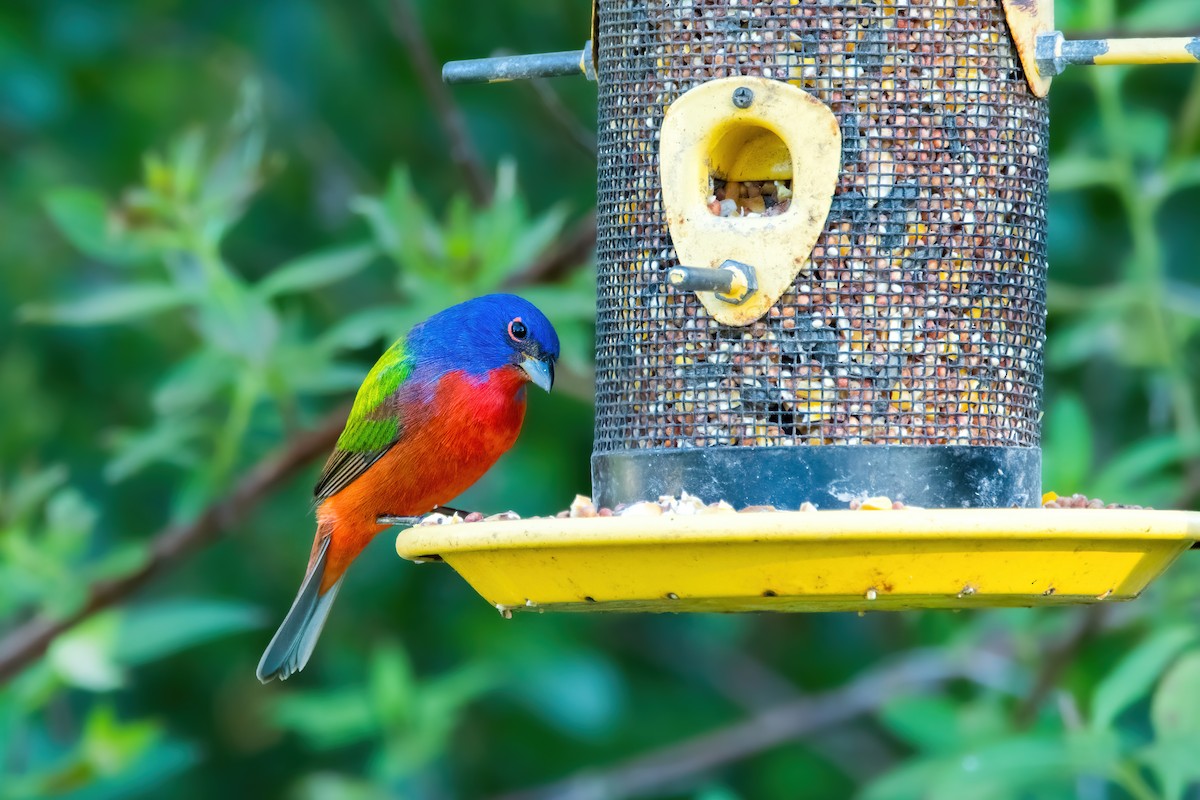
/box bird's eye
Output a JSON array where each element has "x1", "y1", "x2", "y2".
[{"x1": 508, "y1": 318, "x2": 528, "y2": 341}]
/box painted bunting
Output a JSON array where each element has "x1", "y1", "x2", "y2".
[{"x1": 257, "y1": 294, "x2": 560, "y2": 682}]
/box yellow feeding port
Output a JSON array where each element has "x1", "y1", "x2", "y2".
[
  {"x1": 709, "y1": 124, "x2": 792, "y2": 182},
  {"x1": 395, "y1": 509, "x2": 1200, "y2": 615}
]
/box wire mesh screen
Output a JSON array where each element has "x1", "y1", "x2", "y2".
[{"x1": 593, "y1": 0, "x2": 1048, "y2": 456}]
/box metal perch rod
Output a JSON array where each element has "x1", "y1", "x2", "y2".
[
  {"x1": 442, "y1": 46, "x2": 594, "y2": 84},
  {"x1": 1037, "y1": 32, "x2": 1200, "y2": 77}
]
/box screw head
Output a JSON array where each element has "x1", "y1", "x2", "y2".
[{"x1": 732, "y1": 86, "x2": 754, "y2": 108}]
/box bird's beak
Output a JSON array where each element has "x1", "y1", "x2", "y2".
[{"x1": 520, "y1": 355, "x2": 555, "y2": 394}]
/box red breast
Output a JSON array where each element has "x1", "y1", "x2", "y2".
[{"x1": 315, "y1": 365, "x2": 530, "y2": 589}]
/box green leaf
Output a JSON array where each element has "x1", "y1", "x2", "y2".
[
  {"x1": 104, "y1": 419, "x2": 206, "y2": 483},
  {"x1": 504, "y1": 651, "x2": 622, "y2": 739},
  {"x1": 20, "y1": 283, "x2": 192, "y2": 326},
  {"x1": 1046, "y1": 314, "x2": 1125, "y2": 368},
  {"x1": 256, "y1": 242, "x2": 378, "y2": 299},
  {"x1": 368, "y1": 641, "x2": 416, "y2": 728},
  {"x1": 1168, "y1": 159, "x2": 1200, "y2": 194},
  {"x1": 1049, "y1": 156, "x2": 1119, "y2": 193},
  {"x1": 43, "y1": 187, "x2": 147, "y2": 265},
  {"x1": 48, "y1": 614, "x2": 125, "y2": 691},
  {"x1": 291, "y1": 773, "x2": 391, "y2": 800},
  {"x1": 878, "y1": 694, "x2": 963, "y2": 754},
  {"x1": 1121, "y1": 111, "x2": 1173, "y2": 164},
  {"x1": 1091, "y1": 435, "x2": 1197, "y2": 503},
  {"x1": 1122, "y1": 0, "x2": 1200, "y2": 33},
  {"x1": 863, "y1": 736, "x2": 1082, "y2": 800},
  {"x1": 67, "y1": 738, "x2": 199, "y2": 800},
  {"x1": 1092, "y1": 627, "x2": 1197, "y2": 730},
  {"x1": 355, "y1": 166, "x2": 443, "y2": 279},
  {"x1": 1138, "y1": 734, "x2": 1200, "y2": 800},
  {"x1": 1041, "y1": 391, "x2": 1093, "y2": 494},
  {"x1": 1151, "y1": 650, "x2": 1200, "y2": 738},
  {"x1": 860, "y1": 756, "x2": 946, "y2": 800},
  {"x1": 274, "y1": 689, "x2": 377, "y2": 749},
  {"x1": 517, "y1": 283, "x2": 597, "y2": 323},
  {"x1": 291, "y1": 362, "x2": 374, "y2": 395},
  {"x1": 112, "y1": 598, "x2": 266, "y2": 665},
  {"x1": 4, "y1": 465, "x2": 68, "y2": 523},
  {"x1": 195, "y1": 275, "x2": 279, "y2": 363},
  {"x1": 152, "y1": 350, "x2": 236, "y2": 414},
  {"x1": 314, "y1": 306, "x2": 420, "y2": 354}
]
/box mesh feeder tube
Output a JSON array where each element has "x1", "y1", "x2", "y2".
[{"x1": 591, "y1": 0, "x2": 1048, "y2": 510}]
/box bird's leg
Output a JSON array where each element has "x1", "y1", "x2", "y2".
[
  {"x1": 376, "y1": 514, "x2": 425, "y2": 526},
  {"x1": 377, "y1": 505, "x2": 478, "y2": 527}
]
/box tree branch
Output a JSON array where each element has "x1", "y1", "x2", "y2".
[
  {"x1": 387, "y1": 0, "x2": 493, "y2": 206},
  {"x1": 493, "y1": 649, "x2": 1014, "y2": 800},
  {"x1": 0, "y1": 407, "x2": 349, "y2": 684}
]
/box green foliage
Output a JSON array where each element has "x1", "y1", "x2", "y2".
[{"x1": 0, "y1": 0, "x2": 1198, "y2": 798}]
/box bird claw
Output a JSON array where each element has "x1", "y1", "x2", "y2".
[{"x1": 378, "y1": 506, "x2": 478, "y2": 527}]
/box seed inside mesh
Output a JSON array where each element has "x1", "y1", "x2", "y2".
[{"x1": 594, "y1": 0, "x2": 1048, "y2": 453}]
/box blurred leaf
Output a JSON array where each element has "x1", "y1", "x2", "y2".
[
  {"x1": 860, "y1": 756, "x2": 945, "y2": 800},
  {"x1": 20, "y1": 283, "x2": 192, "y2": 326},
  {"x1": 83, "y1": 542, "x2": 150, "y2": 585},
  {"x1": 518, "y1": 281, "x2": 597, "y2": 323},
  {"x1": 1121, "y1": 111, "x2": 1173, "y2": 164},
  {"x1": 290, "y1": 361, "x2": 375, "y2": 395},
  {"x1": 194, "y1": 277, "x2": 279, "y2": 363},
  {"x1": 48, "y1": 615, "x2": 125, "y2": 691},
  {"x1": 256, "y1": 242, "x2": 378, "y2": 299},
  {"x1": 3, "y1": 465, "x2": 68, "y2": 523},
  {"x1": 38, "y1": 706, "x2": 202, "y2": 800},
  {"x1": 878, "y1": 694, "x2": 963, "y2": 754},
  {"x1": 1049, "y1": 156, "x2": 1119, "y2": 193},
  {"x1": 113, "y1": 599, "x2": 266, "y2": 666},
  {"x1": 863, "y1": 736, "x2": 1084, "y2": 800},
  {"x1": 1092, "y1": 627, "x2": 1197, "y2": 730},
  {"x1": 291, "y1": 773, "x2": 391, "y2": 800},
  {"x1": 64, "y1": 738, "x2": 198, "y2": 800},
  {"x1": 355, "y1": 166, "x2": 442, "y2": 279},
  {"x1": 151, "y1": 350, "x2": 236, "y2": 415},
  {"x1": 314, "y1": 306, "x2": 419, "y2": 354},
  {"x1": 694, "y1": 786, "x2": 745, "y2": 800},
  {"x1": 1167, "y1": 158, "x2": 1200, "y2": 194},
  {"x1": 1046, "y1": 314, "x2": 1122, "y2": 368},
  {"x1": 274, "y1": 689, "x2": 377, "y2": 750},
  {"x1": 1138, "y1": 734, "x2": 1200, "y2": 800},
  {"x1": 43, "y1": 187, "x2": 146, "y2": 265},
  {"x1": 1041, "y1": 391, "x2": 1093, "y2": 493},
  {"x1": 104, "y1": 419, "x2": 205, "y2": 483},
  {"x1": 504, "y1": 650, "x2": 623, "y2": 739},
  {"x1": 1090, "y1": 435, "x2": 1196, "y2": 503},
  {"x1": 1122, "y1": 0, "x2": 1200, "y2": 33},
  {"x1": 367, "y1": 641, "x2": 416, "y2": 728},
  {"x1": 358, "y1": 162, "x2": 575, "y2": 299},
  {"x1": 1151, "y1": 650, "x2": 1200, "y2": 738}
]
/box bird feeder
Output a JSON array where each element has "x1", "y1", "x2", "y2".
[{"x1": 393, "y1": 1, "x2": 1200, "y2": 614}]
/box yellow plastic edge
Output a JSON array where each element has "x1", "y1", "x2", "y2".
[
  {"x1": 397, "y1": 509, "x2": 1200, "y2": 555},
  {"x1": 395, "y1": 509, "x2": 1200, "y2": 613}
]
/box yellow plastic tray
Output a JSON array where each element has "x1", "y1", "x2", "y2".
[{"x1": 393, "y1": 509, "x2": 1200, "y2": 614}]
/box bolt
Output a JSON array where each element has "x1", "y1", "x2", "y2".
[{"x1": 732, "y1": 86, "x2": 754, "y2": 108}]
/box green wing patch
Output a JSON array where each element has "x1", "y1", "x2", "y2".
[{"x1": 314, "y1": 339, "x2": 412, "y2": 500}]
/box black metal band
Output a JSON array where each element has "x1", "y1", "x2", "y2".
[{"x1": 592, "y1": 445, "x2": 1042, "y2": 510}]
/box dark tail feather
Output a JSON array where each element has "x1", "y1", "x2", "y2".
[{"x1": 257, "y1": 536, "x2": 344, "y2": 683}]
